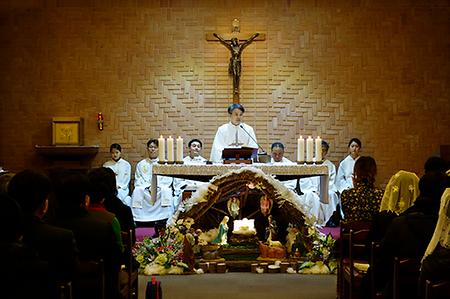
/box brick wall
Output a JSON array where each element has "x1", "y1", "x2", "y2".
[{"x1": 0, "y1": 0, "x2": 449, "y2": 186}]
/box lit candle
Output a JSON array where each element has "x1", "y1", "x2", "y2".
[
  {"x1": 176, "y1": 136, "x2": 184, "y2": 162},
  {"x1": 158, "y1": 135, "x2": 165, "y2": 162},
  {"x1": 315, "y1": 136, "x2": 322, "y2": 162},
  {"x1": 306, "y1": 136, "x2": 314, "y2": 162},
  {"x1": 297, "y1": 135, "x2": 305, "y2": 162},
  {"x1": 167, "y1": 136, "x2": 174, "y2": 162}
]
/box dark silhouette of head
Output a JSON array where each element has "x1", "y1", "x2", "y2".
[
  {"x1": 52, "y1": 170, "x2": 91, "y2": 214},
  {"x1": 87, "y1": 167, "x2": 118, "y2": 204},
  {"x1": 7, "y1": 170, "x2": 52, "y2": 216},
  {"x1": 424, "y1": 156, "x2": 448, "y2": 174}
]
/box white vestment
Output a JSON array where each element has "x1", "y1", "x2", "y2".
[
  {"x1": 103, "y1": 158, "x2": 132, "y2": 205},
  {"x1": 130, "y1": 158, "x2": 175, "y2": 222},
  {"x1": 270, "y1": 157, "x2": 321, "y2": 223},
  {"x1": 172, "y1": 155, "x2": 209, "y2": 209},
  {"x1": 299, "y1": 159, "x2": 339, "y2": 226},
  {"x1": 210, "y1": 122, "x2": 258, "y2": 163},
  {"x1": 336, "y1": 155, "x2": 359, "y2": 194}
]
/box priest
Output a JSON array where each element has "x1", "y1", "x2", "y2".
[{"x1": 210, "y1": 103, "x2": 258, "y2": 163}]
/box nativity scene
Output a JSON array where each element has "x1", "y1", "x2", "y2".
[{"x1": 134, "y1": 167, "x2": 336, "y2": 275}]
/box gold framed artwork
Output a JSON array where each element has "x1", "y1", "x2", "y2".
[{"x1": 52, "y1": 117, "x2": 83, "y2": 145}]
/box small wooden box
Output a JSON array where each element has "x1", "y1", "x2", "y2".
[{"x1": 52, "y1": 117, "x2": 83, "y2": 145}]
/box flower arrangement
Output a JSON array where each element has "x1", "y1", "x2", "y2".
[
  {"x1": 134, "y1": 218, "x2": 194, "y2": 275},
  {"x1": 298, "y1": 228, "x2": 337, "y2": 274}
]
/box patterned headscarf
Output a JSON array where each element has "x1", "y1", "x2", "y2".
[
  {"x1": 422, "y1": 188, "x2": 450, "y2": 262},
  {"x1": 379, "y1": 170, "x2": 420, "y2": 215}
]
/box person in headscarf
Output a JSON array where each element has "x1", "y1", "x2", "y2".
[
  {"x1": 380, "y1": 170, "x2": 420, "y2": 215},
  {"x1": 369, "y1": 171, "x2": 420, "y2": 242},
  {"x1": 373, "y1": 172, "x2": 448, "y2": 298},
  {"x1": 420, "y1": 188, "x2": 450, "y2": 287}
]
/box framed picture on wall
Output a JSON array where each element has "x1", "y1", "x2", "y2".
[{"x1": 52, "y1": 117, "x2": 83, "y2": 145}]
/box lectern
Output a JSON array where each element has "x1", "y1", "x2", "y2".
[{"x1": 222, "y1": 147, "x2": 257, "y2": 164}]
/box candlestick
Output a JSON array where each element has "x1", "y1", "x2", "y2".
[
  {"x1": 158, "y1": 135, "x2": 165, "y2": 162},
  {"x1": 306, "y1": 136, "x2": 314, "y2": 162},
  {"x1": 167, "y1": 136, "x2": 174, "y2": 162},
  {"x1": 176, "y1": 136, "x2": 183, "y2": 162},
  {"x1": 297, "y1": 135, "x2": 305, "y2": 162},
  {"x1": 315, "y1": 136, "x2": 322, "y2": 162}
]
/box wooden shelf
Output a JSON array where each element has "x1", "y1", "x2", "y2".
[{"x1": 35, "y1": 145, "x2": 99, "y2": 159}]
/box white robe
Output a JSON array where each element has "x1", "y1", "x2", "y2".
[
  {"x1": 130, "y1": 158, "x2": 175, "y2": 222},
  {"x1": 299, "y1": 159, "x2": 339, "y2": 225},
  {"x1": 210, "y1": 122, "x2": 258, "y2": 163},
  {"x1": 271, "y1": 157, "x2": 321, "y2": 223},
  {"x1": 172, "y1": 155, "x2": 209, "y2": 208},
  {"x1": 103, "y1": 158, "x2": 132, "y2": 205},
  {"x1": 336, "y1": 155, "x2": 359, "y2": 194}
]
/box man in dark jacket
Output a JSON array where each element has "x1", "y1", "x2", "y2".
[{"x1": 7, "y1": 170, "x2": 79, "y2": 298}]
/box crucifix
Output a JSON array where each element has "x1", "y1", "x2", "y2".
[{"x1": 206, "y1": 19, "x2": 265, "y2": 103}]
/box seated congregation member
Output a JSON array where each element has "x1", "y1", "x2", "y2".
[
  {"x1": 370, "y1": 170, "x2": 420, "y2": 242},
  {"x1": 86, "y1": 169, "x2": 124, "y2": 253},
  {"x1": 424, "y1": 156, "x2": 449, "y2": 174},
  {"x1": 341, "y1": 156, "x2": 383, "y2": 222},
  {"x1": 373, "y1": 172, "x2": 449, "y2": 298},
  {"x1": 52, "y1": 170, "x2": 123, "y2": 299},
  {"x1": 88, "y1": 167, "x2": 135, "y2": 240},
  {"x1": 270, "y1": 142, "x2": 321, "y2": 223},
  {"x1": 7, "y1": 170, "x2": 78, "y2": 298},
  {"x1": 300, "y1": 141, "x2": 340, "y2": 226},
  {"x1": 336, "y1": 138, "x2": 362, "y2": 194},
  {"x1": 420, "y1": 188, "x2": 450, "y2": 293},
  {"x1": 103, "y1": 143, "x2": 132, "y2": 206},
  {"x1": 0, "y1": 192, "x2": 52, "y2": 299},
  {"x1": 131, "y1": 138, "x2": 176, "y2": 232},
  {"x1": 210, "y1": 103, "x2": 258, "y2": 163}
]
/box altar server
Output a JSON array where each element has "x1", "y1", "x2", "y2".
[
  {"x1": 103, "y1": 143, "x2": 132, "y2": 206},
  {"x1": 299, "y1": 141, "x2": 340, "y2": 226},
  {"x1": 270, "y1": 142, "x2": 321, "y2": 224},
  {"x1": 336, "y1": 138, "x2": 362, "y2": 193},
  {"x1": 130, "y1": 139, "x2": 176, "y2": 229},
  {"x1": 173, "y1": 139, "x2": 208, "y2": 202},
  {"x1": 210, "y1": 103, "x2": 258, "y2": 163}
]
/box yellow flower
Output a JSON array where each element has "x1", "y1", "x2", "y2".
[
  {"x1": 136, "y1": 255, "x2": 144, "y2": 264},
  {"x1": 155, "y1": 254, "x2": 168, "y2": 265}
]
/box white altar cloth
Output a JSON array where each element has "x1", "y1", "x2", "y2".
[{"x1": 151, "y1": 163, "x2": 329, "y2": 204}]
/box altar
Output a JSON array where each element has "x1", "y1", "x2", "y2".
[{"x1": 151, "y1": 163, "x2": 329, "y2": 204}]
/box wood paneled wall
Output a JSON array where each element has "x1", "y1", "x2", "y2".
[{"x1": 0, "y1": 0, "x2": 449, "y2": 186}]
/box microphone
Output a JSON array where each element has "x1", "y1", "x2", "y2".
[{"x1": 239, "y1": 124, "x2": 266, "y2": 154}]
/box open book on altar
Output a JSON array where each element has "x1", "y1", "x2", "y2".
[{"x1": 222, "y1": 146, "x2": 258, "y2": 164}]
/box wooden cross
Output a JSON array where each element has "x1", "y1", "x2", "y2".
[{"x1": 206, "y1": 32, "x2": 266, "y2": 103}]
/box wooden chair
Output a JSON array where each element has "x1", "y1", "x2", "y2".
[
  {"x1": 338, "y1": 220, "x2": 372, "y2": 299},
  {"x1": 369, "y1": 241, "x2": 383, "y2": 299},
  {"x1": 424, "y1": 279, "x2": 450, "y2": 299},
  {"x1": 392, "y1": 257, "x2": 420, "y2": 299},
  {"x1": 120, "y1": 229, "x2": 139, "y2": 299},
  {"x1": 73, "y1": 259, "x2": 105, "y2": 299}
]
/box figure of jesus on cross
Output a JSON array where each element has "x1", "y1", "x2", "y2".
[{"x1": 213, "y1": 32, "x2": 260, "y2": 99}]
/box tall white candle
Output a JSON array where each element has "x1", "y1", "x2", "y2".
[
  {"x1": 297, "y1": 135, "x2": 305, "y2": 162},
  {"x1": 176, "y1": 136, "x2": 183, "y2": 162},
  {"x1": 315, "y1": 136, "x2": 322, "y2": 162},
  {"x1": 167, "y1": 136, "x2": 174, "y2": 162},
  {"x1": 306, "y1": 136, "x2": 314, "y2": 162},
  {"x1": 158, "y1": 135, "x2": 165, "y2": 162}
]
